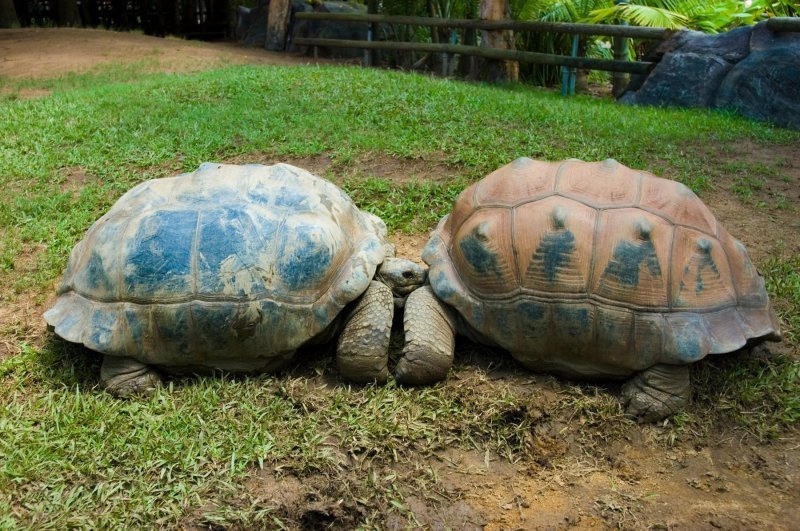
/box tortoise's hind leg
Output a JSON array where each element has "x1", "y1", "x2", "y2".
[
  {"x1": 101, "y1": 355, "x2": 162, "y2": 397},
  {"x1": 621, "y1": 364, "x2": 690, "y2": 422}
]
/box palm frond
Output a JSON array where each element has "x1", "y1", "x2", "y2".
[{"x1": 588, "y1": 4, "x2": 689, "y2": 28}]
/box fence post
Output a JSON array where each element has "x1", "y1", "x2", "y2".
[
  {"x1": 364, "y1": 22, "x2": 374, "y2": 66},
  {"x1": 611, "y1": 0, "x2": 629, "y2": 97},
  {"x1": 266, "y1": 0, "x2": 292, "y2": 51},
  {"x1": 364, "y1": 0, "x2": 378, "y2": 67},
  {"x1": 561, "y1": 35, "x2": 579, "y2": 96}
]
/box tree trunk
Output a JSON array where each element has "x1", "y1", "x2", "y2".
[
  {"x1": 478, "y1": 0, "x2": 518, "y2": 83},
  {"x1": 56, "y1": 0, "x2": 81, "y2": 26},
  {"x1": 458, "y1": 26, "x2": 477, "y2": 79},
  {"x1": 427, "y1": 0, "x2": 445, "y2": 75},
  {"x1": 0, "y1": 0, "x2": 19, "y2": 28},
  {"x1": 266, "y1": 0, "x2": 292, "y2": 51}
]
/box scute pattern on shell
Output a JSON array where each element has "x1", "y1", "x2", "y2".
[
  {"x1": 424, "y1": 158, "x2": 779, "y2": 376},
  {"x1": 44, "y1": 163, "x2": 387, "y2": 368}
]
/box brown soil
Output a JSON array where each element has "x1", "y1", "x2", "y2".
[
  {"x1": 687, "y1": 140, "x2": 800, "y2": 263},
  {"x1": 0, "y1": 27, "x2": 337, "y2": 82},
  {"x1": 3, "y1": 28, "x2": 800, "y2": 530}
]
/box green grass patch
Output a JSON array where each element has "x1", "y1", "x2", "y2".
[
  {"x1": 2, "y1": 65, "x2": 795, "y2": 184},
  {"x1": 0, "y1": 342, "x2": 544, "y2": 528},
  {"x1": 764, "y1": 254, "x2": 800, "y2": 346},
  {"x1": 691, "y1": 353, "x2": 800, "y2": 440},
  {"x1": 343, "y1": 177, "x2": 467, "y2": 232},
  {"x1": 0, "y1": 55, "x2": 228, "y2": 101}
]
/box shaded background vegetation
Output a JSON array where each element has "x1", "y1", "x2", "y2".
[{"x1": 1, "y1": 0, "x2": 231, "y2": 37}]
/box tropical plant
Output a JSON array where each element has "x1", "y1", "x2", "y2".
[
  {"x1": 511, "y1": 0, "x2": 611, "y2": 86},
  {"x1": 376, "y1": 0, "x2": 796, "y2": 83},
  {"x1": 588, "y1": 0, "x2": 798, "y2": 32},
  {"x1": 511, "y1": 0, "x2": 797, "y2": 86}
]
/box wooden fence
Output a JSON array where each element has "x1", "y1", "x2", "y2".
[
  {"x1": 292, "y1": 14, "x2": 800, "y2": 95},
  {"x1": 293, "y1": 12, "x2": 674, "y2": 94}
]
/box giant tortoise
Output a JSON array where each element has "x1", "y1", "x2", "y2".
[
  {"x1": 44, "y1": 163, "x2": 426, "y2": 395},
  {"x1": 395, "y1": 158, "x2": 780, "y2": 421}
]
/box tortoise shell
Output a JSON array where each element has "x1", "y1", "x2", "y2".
[
  {"x1": 424, "y1": 158, "x2": 780, "y2": 377},
  {"x1": 44, "y1": 163, "x2": 387, "y2": 371}
]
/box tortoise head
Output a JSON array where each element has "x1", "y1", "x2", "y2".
[{"x1": 375, "y1": 258, "x2": 427, "y2": 301}]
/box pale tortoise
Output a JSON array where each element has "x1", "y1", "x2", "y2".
[{"x1": 44, "y1": 163, "x2": 426, "y2": 395}]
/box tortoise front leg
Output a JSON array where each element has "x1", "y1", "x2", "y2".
[
  {"x1": 336, "y1": 281, "x2": 393, "y2": 383},
  {"x1": 101, "y1": 355, "x2": 162, "y2": 397},
  {"x1": 621, "y1": 364, "x2": 690, "y2": 422},
  {"x1": 395, "y1": 285, "x2": 456, "y2": 385}
]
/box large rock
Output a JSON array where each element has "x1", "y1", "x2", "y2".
[
  {"x1": 749, "y1": 20, "x2": 800, "y2": 51},
  {"x1": 675, "y1": 26, "x2": 753, "y2": 62},
  {"x1": 237, "y1": 5, "x2": 268, "y2": 47},
  {"x1": 715, "y1": 47, "x2": 800, "y2": 130},
  {"x1": 620, "y1": 52, "x2": 732, "y2": 108},
  {"x1": 236, "y1": 0, "x2": 367, "y2": 58},
  {"x1": 235, "y1": 0, "x2": 367, "y2": 57},
  {"x1": 620, "y1": 21, "x2": 800, "y2": 130},
  {"x1": 289, "y1": 1, "x2": 368, "y2": 58}
]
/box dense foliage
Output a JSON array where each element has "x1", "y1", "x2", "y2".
[{"x1": 378, "y1": 0, "x2": 797, "y2": 85}]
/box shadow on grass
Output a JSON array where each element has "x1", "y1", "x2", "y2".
[
  {"x1": 28, "y1": 335, "x2": 103, "y2": 390},
  {"x1": 28, "y1": 331, "x2": 343, "y2": 396}
]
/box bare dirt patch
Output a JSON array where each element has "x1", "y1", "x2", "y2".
[
  {"x1": 686, "y1": 139, "x2": 800, "y2": 262},
  {"x1": 341, "y1": 152, "x2": 459, "y2": 184},
  {"x1": 391, "y1": 232, "x2": 430, "y2": 265},
  {"x1": 0, "y1": 294, "x2": 52, "y2": 360},
  {"x1": 445, "y1": 440, "x2": 799, "y2": 530},
  {"x1": 222, "y1": 151, "x2": 463, "y2": 186},
  {"x1": 0, "y1": 27, "x2": 336, "y2": 83},
  {"x1": 0, "y1": 241, "x2": 54, "y2": 359},
  {"x1": 59, "y1": 166, "x2": 92, "y2": 195}
]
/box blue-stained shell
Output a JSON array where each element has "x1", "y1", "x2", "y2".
[
  {"x1": 44, "y1": 163, "x2": 387, "y2": 370},
  {"x1": 424, "y1": 158, "x2": 780, "y2": 377}
]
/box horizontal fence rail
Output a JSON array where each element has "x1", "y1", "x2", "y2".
[
  {"x1": 293, "y1": 13, "x2": 673, "y2": 40},
  {"x1": 293, "y1": 38, "x2": 654, "y2": 74},
  {"x1": 766, "y1": 17, "x2": 800, "y2": 32}
]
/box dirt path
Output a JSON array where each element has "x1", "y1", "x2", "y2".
[
  {"x1": 0, "y1": 27, "x2": 334, "y2": 80},
  {"x1": 1, "y1": 28, "x2": 798, "y2": 530}
]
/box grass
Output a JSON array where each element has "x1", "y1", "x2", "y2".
[
  {"x1": 765, "y1": 253, "x2": 800, "y2": 347},
  {"x1": 1, "y1": 61, "x2": 799, "y2": 528},
  {"x1": 0, "y1": 342, "x2": 544, "y2": 528},
  {"x1": 343, "y1": 177, "x2": 467, "y2": 233},
  {"x1": 691, "y1": 353, "x2": 800, "y2": 440}
]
